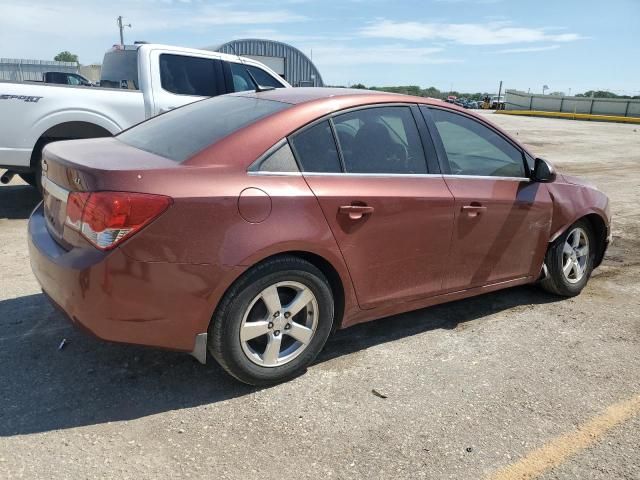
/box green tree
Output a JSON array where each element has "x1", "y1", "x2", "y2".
[
  {"x1": 54, "y1": 51, "x2": 79, "y2": 63},
  {"x1": 350, "y1": 83, "x2": 367, "y2": 89}
]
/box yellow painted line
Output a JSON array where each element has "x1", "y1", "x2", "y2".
[
  {"x1": 497, "y1": 110, "x2": 640, "y2": 124},
  {"x1": 486, "y1": 393, "x2": 640, "y2": 480}
]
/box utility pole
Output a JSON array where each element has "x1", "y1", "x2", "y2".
[{"x1": 117, "y1": 16, "x2": 131, "y2": 46}]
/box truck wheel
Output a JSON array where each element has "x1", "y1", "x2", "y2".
[
  {"x1": 208, "y1": 256, "x2": 334, "y2": 386},
  {"x1": 19, "y1": 173, "x2": 37, "y2": 187}
]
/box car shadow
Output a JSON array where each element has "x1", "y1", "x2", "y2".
[
  {"x1": 0, "y1": 182, "x2": 41, "y2": 220},
  {"x1": 0, "y1": 285, "x2": 561, "y2": 437}
]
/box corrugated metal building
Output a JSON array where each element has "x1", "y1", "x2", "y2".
[
  {"x1": 210, "y1": 39, "x2": 324, "y2": 87},
  {"x1": 0, "y1": 59, "x2": 78, "y2": 82}
]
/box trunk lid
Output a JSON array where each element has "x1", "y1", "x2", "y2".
[{"x1": 41, "y1": 137, "x2": 179, "y2": 247}]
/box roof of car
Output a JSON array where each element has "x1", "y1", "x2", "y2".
[{"x1": 232, "y1": 87, "x2": 444, "y2": 107}]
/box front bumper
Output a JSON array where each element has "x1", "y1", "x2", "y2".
[{"x1": 28, "y1": 203, "x2": 228, "y2": 353}]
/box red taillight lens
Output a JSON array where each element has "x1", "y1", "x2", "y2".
[{"x1": 65, "y1": 192, "x2": 171, "y2": 250}]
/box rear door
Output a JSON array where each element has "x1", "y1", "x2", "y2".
[
  {"x1": 422, "y1": 106, "x2": 552, "y2": 291},
  {"x1": 290, "y1": 105, "x2": 455, "y2": 309},
  {"x1": 149, "y1": 51, "x2": 227, "y2": 115}
]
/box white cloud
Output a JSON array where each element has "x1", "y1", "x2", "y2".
[
  {"x1": 309, "y1": 45, "x2": 461, "y2": 66},
  {"x1": 494, "y1": 45, "x2": 561, "y2": 54},
  {"x1": 360, "y1": 20, "x2": 582, "y2": 45}
]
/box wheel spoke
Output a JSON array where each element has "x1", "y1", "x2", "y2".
[
  {"x1": 262, "y1": 334, "x2": 282, "y2": 365},
  {"x1": 260, "y1": 285, "x2": 282, "y2": 316},
  {"x1": 574, "y1": 261, "x2": 584, "y2": 279},
  {"x1": 571, "y1": 230, "x2": 580, "y2": 247},
  {"x1": 563, "y1": 259, "x2": 574, "y2": 276},
  {"x1": 284, "y1": 287, "x2": 314, "y2": 317},
  {"x1": 240, "y1": 321, "x2": 270, "y2": 341},
  {"x1": 287, "y1": 322, "x2": 313, "y2": 344}
]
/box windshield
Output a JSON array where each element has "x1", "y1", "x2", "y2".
[
  {"x1": 100, "y1": 49, "x2": 139, "y2": 89},
  {"x1": 117, "y1": 95, "x2": 290, "y2": 162}
]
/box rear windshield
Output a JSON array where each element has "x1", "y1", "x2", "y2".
[
  {"x1": 117, "y1": 95, "x2": 290, "y2": 162},
  {"x1": 100, "y1": 49, "x2": 139, "y2": 89}
]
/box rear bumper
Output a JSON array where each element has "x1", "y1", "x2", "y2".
[{"x1": 28, "y1": 203, "x2": 235, "y2": 352}]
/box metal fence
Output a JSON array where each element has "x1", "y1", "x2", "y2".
[
  {"x1": 505, "y1": 89, "x2": 640, "y2": 118},
  {"x1": 0, "y1": 58, "x2": 78, "y2": 82}
]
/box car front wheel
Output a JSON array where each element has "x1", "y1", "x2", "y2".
[
  {"x1": 541, "y1": 219, "x2": 595, "y2": 296},
  {"x1": 208, "y1": 256, "x2": 334, "y2": 385}
]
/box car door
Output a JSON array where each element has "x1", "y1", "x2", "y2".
[
  {"x1": 150, "y1": 51, "x2": 227, "y2": 115},
  {"x1": 289, "y1": 105, "x2": 455, "y2": 309},
  {"x1": 422, "y1": 106, "x2": 552, "y2": 291}
]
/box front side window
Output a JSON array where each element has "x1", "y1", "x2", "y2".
[
  {"x1": 427, "y1": 108, "x2": 526, "y2": 177},
  {"x1": 159, "y1": 54, "x2": 224, "y2": 97},
  {"x1": 333, "y1": 107, "x2": 428, "y2": 174},
  {"x1": 229, "y1": 62, "x2": 285, "y2": 92},
  {"x1": 117, "y1": 96, "x2": 290, "y2": 162},
  {"x1": 289, "y1": 121, "x2": 342, "y2": 173}
]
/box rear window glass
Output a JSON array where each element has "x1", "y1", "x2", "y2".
[
  {"x1": 117, "y1": 95, "x2": 290, "y2": 162},
  {"x1": 100, "y1": 49, "x2": 139, "y2": 89}
]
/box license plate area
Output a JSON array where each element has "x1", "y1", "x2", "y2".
[{"x1": 42, "y1": 176, "x2": 69, "y2": 240}]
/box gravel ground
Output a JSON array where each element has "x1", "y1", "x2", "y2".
[{"x1": 1, "y1": 113, "x2": 638, "y2": 479}]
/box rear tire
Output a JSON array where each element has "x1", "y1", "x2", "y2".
[
  {"x1": 540, "y1": 219, "x2": 595, "y2": 297},
  {"x1": 208, "y1": 256, "x2": 334, "y2": 386},
  {"x1": 19, "y1": 172, "x2": 37, "y2": 187}
]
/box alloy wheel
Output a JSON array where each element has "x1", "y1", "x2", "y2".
[
  {"x1": 562, "y1": 227, "x2": 589, "y2": 284},
  {"x1": 240, "y1": 281, "x2": 319, "y2": 367}
]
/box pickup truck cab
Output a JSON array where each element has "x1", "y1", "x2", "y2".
[{"x1": 0, "y1": 43, "x2": 290, "y2": 186}]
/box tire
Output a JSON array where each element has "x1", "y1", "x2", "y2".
[
  {"x1": 540, "y1": 219, "x2": 595, "y2": 297},
  {"x1": 19, "y1": 172, "x2": 37, "y2": 187},
  {"x1": 208, "y1": 256, "x2": 334, "y2": 386}
]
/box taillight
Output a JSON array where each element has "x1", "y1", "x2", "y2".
[{"x1": 64, "y1": 192, "x2": 172, "y2": 250}]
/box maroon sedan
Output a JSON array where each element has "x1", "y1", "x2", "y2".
[{"x1": 29, "y1": 88, "x2": 611, "y2": 385}]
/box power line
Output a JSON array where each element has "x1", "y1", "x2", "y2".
[{"x1": 116, "y1": 16, "x2": 132, "y2": 46}]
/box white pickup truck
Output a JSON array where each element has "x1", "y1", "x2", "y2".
[{"x1": 0, "y1": 43, "x2": 290, "y2": 186}]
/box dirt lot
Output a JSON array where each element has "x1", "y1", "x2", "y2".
[{"x1": 1, "y1": 113, "x2": 638, "y2": 479}]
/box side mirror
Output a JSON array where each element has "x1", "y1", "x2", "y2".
[{"x1": 532, "y1": 157, "x2": 556, "y2": 182}]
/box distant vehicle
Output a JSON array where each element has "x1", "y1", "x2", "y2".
[
  {"x1": 491, "y1": 95, "x2": 506, "y2": 110},
  {"x1": 446, "y1": 95, "x2": 457, "y2": 103},
  {"x1": 43, "y1": 72, "x2": 94, "y2": 87},
  {"x1": 466, "y1": 100, "x2": 480, "y2": 109},
  {"x1": 0, "y1": 43, "x2": 290, "y2": 188},
  {"x1": 29, "y1": 88, "x2": 611, "y2": 385}
]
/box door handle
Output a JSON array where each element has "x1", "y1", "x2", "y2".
[
  {"x1": 462, "y1": 204, "x2": 487, "y2": 217},
  {"x1": 339, "y1": 205, "x2": 375, "y2": 220}
]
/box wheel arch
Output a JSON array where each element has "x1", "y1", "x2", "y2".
[
  {"x1": 30, "y1": 121, "x2": 113, "y2": 168},
  {"x1": 549, "y1": 211, "x2": 609, "y2": 268},
  {"x1": 210, "y1": 250, "x2": 348, "y2": 335}
]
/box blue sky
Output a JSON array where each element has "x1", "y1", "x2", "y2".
[{"x1": 1, "y1": 0, "x2": 638, "y2": 95}]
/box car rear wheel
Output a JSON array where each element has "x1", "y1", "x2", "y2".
[
  {"x1": 208, "y1": 256, "x2": 334, "y2": 385},
  {"x1": 540, "y1": 219, "x2": 595, "y2": 296}
]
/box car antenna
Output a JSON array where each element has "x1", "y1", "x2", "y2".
[{"x1": 227, "y1": 42, "x2": 275, "y2": 93}]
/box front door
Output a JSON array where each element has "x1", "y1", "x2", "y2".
[
  {"x1": 289, "y1": 106, "x2": 456, "y2": 309},
  {"x1": 423, "y1": 107, "x2": 552, "y2": 291}
]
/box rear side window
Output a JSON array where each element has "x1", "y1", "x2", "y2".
[
  {"x1": 100, "y1": 49, "x2": 139, "y2": 89},
  {"x1": 251, "y1": 142, "x2": 299, "y2": 173},
  {"x1": 229, "y1": 62, "x2": 285, "y2": 92},
  {"x1": 333, "y1": 106, "x2": 427, "y2": 174},
  {"x1": 289, "y1": 121, "x2": 342, "y2": 173},
  {"x1": 427, "y1": 108, "x2": 525, "y2": 177},
  {"x1": 117, "y1": 96, "x2": 290, "y2": 162},
  {"x1": 159, "y1": 54, "x2": 224, "y2": 97}
]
